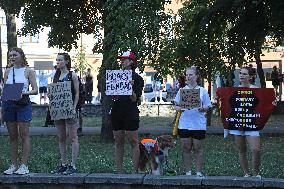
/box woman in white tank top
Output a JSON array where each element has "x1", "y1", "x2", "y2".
[{"x1": 2, "y1": 47, "x2": 38, "y2": 175}]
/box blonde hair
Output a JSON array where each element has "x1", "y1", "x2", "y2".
[{"x1": 8, "y1": 47, "x2": 28, "y2": 66}]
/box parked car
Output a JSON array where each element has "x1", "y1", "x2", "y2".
[{"x1": 143, "y1": 83, "x2": 167, "y2": 102}]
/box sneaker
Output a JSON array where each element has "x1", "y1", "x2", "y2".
[
  {"x1": 14, "y1": 164, "x2": 29, "y2": 175},
  {"x1": 196, "y1": 172, "x2": 204, "y2": 177},
  {"x1": 185, "y1": 171, "x2": 192, "y2": 176},
  {"x1": 244, "y1": 173, "x2": 251, "y2": 177},
  {"x1": 253, "y1": 175, "x2": 262, "y2": 179},
  {"x1": 3, "y1": 165, "x2": 17, "y2": 175},
  {"x1": 77, "y1": 128, "x2": 82, "y2": 134},
  {"x1": 63, "y1": 165, "x2": 77, "y2": 175},
  {"x1": 51, "y1": 164, "x2": 68, "y2": 174}
]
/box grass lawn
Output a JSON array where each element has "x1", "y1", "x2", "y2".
[
  {"x1": 30, "y1": 114, "x2": 283, "y2": 127},
  {"x1": 0, "y1": 135, "x2": 283, "y2": 178}
]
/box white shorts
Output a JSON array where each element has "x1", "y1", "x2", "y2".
[{"x1": 229, "y1": 130, "x2": 260, "y2": 137}]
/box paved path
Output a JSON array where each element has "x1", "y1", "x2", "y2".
[{"x1": 0, "y1": 123, "x2": 283, "y2": 136}]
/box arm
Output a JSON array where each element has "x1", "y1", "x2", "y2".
[
  {"x1": 198, "y1": 88, "x2": 212, "y2": 112},
  {"x1": 23, "y1": 68, "x2": 38, "y2": 95},
  {"x1": 3, "y1": 68, "x2": 10, "y2": 83},
  {"x1": 72, "y1": 72, "x2": 80, "y2": 110}
]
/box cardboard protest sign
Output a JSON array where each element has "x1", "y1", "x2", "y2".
[
  {"x1": 1, "y1": 83, "x2": 24, "y2": 101},
  {"x1": 105, "y1": 70, "x2": 132, "y2": 95},
  {"x1": 216, "y1": 87, "x2": 275, "y2": 131},
  {"x1": 48, "y1": 81, "x2": 74, "y2": 120},
  {"x1": 179, "y1": 89, "x2": 201, "y2": 109}
]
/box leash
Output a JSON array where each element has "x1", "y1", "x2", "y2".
[{"x1": 164, "y1": 139, "x2": 180, "y2": 176}]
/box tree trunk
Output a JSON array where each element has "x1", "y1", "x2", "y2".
[
  {"x1": 99, "y1": 11, "x2": 116, "y2": 143},
  {"x1": 255, "y1": 52, "x2": 266, "y2": 88},
  {"x1": 6, "y1": 13, "x2": 17, "y2": 51}
]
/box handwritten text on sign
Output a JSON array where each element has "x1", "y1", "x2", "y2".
[
  {"x1": 105, "y1": 70, "x2": 132, "y2": 95},
  {"x1": 48, "y1": 81, "x2": 74, "y2": 120},
  {"x1": 180, "y1": 89, "x2": 200, "y2": 109}
]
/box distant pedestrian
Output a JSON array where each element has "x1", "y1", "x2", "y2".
[
  {"x1": 38, "y1": 71, "x2": 48, "y2": 104},
  {"x1": 2, "y1": 47, "x2": 38, "y2": 175},
  {"x1": 249, "y1": 64, "x2": 257, "y2": 85},
  {"x1": 271, "y1": 66, "x2": 280, "y2": 95},
  {"x1": 84, "y1": 68, "x2": 93, "y2": 104}
]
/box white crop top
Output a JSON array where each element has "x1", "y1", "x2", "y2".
[{"x1": 6, "y1": 67, "x2": 29, "y2": 92}]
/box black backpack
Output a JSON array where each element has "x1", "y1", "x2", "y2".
[{"x1": 68, "y1": 71, "x2": 85, "y2": 109}]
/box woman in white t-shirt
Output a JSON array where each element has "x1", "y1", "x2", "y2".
[{"x1": 174, "y1": 67, "x2": 212, "y2": 177}]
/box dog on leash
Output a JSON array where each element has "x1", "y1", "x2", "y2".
[{"x1": 138, "y1": 135, "x2": 175, "y2": 175}]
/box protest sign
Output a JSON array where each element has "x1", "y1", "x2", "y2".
[
  {"x1": 179, "y1": 89, "x2": 200, "y2": 109},
  {"x1": 105, "y1": 70, "x2": 132, "y2": 95},
  {"x1": 1, "y1": 83, "x2": 24, "y2": 101},
  {"x1": 48, "y1": 81, "x2": 74, "y2": 120},
  {"x1": 216, "y1": 87, "x2": 275, "y2": 131}
]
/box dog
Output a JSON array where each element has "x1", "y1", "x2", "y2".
[{"x1": 138, "y1": 135, "x2": 175, "y2": 175}]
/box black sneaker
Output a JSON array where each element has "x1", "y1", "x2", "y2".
[
  {"x1": 51, "y1": 165, "x2": 68, "y2": 174},
  {"x1": 63, "y1": 165, "x2": 77, "y2": 175},
  {"x1": 77, "y1": 128, "x2": 82, "y2": 134}
]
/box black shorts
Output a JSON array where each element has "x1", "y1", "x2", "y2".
[
  {"x1": 39, "y1": 86, "x2": 47, "y2": 93},
  {"x1": 178, "y1": 129, "x2": 206, "y2": 140},
  {"x1": 112, "y1": 119, "x2": 139, "y2": 131}
]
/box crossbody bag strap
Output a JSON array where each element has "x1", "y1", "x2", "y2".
[{"x1": 12, "y1": 67, "x2": 15, "y2": 84}]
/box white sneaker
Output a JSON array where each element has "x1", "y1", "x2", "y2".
[
  {"x1": 196, "y1": 171, "x2": 204, "y2": 177},
  {"x1": 185, "y1": 171, "x2": 192, "y2": 176},
  {"x1": 3, "y1": 165, "x2": 17, "y2": 175},
  {"x1": 14, "y1": 164, "x2": 29, "y2": 175}
]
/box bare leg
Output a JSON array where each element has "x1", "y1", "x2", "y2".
[
  {"x1": 18, "y1": 122, "x2": 30, "y2": 165},
  {"x1": 247, "y1": 136, "x2": 261, "y2": 176},
  {"x1": 126, "y1": 130, "x2": 140, "y2": 173},
  {"x1": 193, "y1": 138, "x2": 204, "y2": 172},
  {"x1": 234, "y1": 135, "x2": 249, "y2": 175},
  {"x1": 181, "y1": 138, "x2": 193, "y2": 173},
  {"x1": 113, "y1": 130, "x2": 125, "y2": 173},
  {"x1": 67, "y1": 123, "x2": 79, "y2": 167},
  {"x1": 56, "y1": 124, "x2": 67, "y2": 165},
  {"x1": 7, "y1": 122, "x2": 19, "y2": 166}
]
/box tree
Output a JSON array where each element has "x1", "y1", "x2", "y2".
[
  {"x1": 0, "y1": 0, "x2": 24, "y2": 65},
  {"x1": 15, "y1": 0, "x2": 171, "y2": 142},
  {"x1": 73, "y1": 45, "x2": 92, "y2": 78},
  {"x1": 158, "y1": 0, "x2": 284, "y2": 88}
]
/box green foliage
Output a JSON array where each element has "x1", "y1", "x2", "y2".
[
  {"x1": 72, "y1": 45, "x2": 93, "y2": 77},
  {"x1": 159, "y1": 0, "x2": 284, "y2": 79},
  {"x1": 0, "y1": 0, "x2": 24, "y2": 15}
]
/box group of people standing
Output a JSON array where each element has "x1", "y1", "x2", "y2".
[
  {"x1": 1, "y1": 48, "x2": 278, "y2": 179},
  {"x1": 2, "y1": 48, "x2": 81, "y2": 175}
]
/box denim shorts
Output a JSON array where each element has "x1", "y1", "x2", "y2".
[
  {"x1": 229, "y1": 130, "x2": 260, "y2": 137},
  {"x1": 2, "y1": 101, "x2": 32, "y2": 122}
]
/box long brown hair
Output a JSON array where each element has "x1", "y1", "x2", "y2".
[
  {"x1": 8, "y1": 47, "x2": 28, "y2": 67},
  {"x1": 53, "y1": 53, "x2": 71, "y2": 83}
]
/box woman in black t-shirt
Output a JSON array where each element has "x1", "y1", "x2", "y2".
[{"x1": 111, "y1": 51, "x2": 144, "y2": 173}]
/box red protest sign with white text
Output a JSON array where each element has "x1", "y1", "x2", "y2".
[{"x1": 216, "y1": 87, "x2": 275, "y2": 131}]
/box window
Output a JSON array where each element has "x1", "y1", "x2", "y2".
[
  {"x1": 24, "y1": 33, "x2": 39, "y2": 43},
  {"x1": 0, "y1": 16, "x2": 7, "y2": 43}
]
